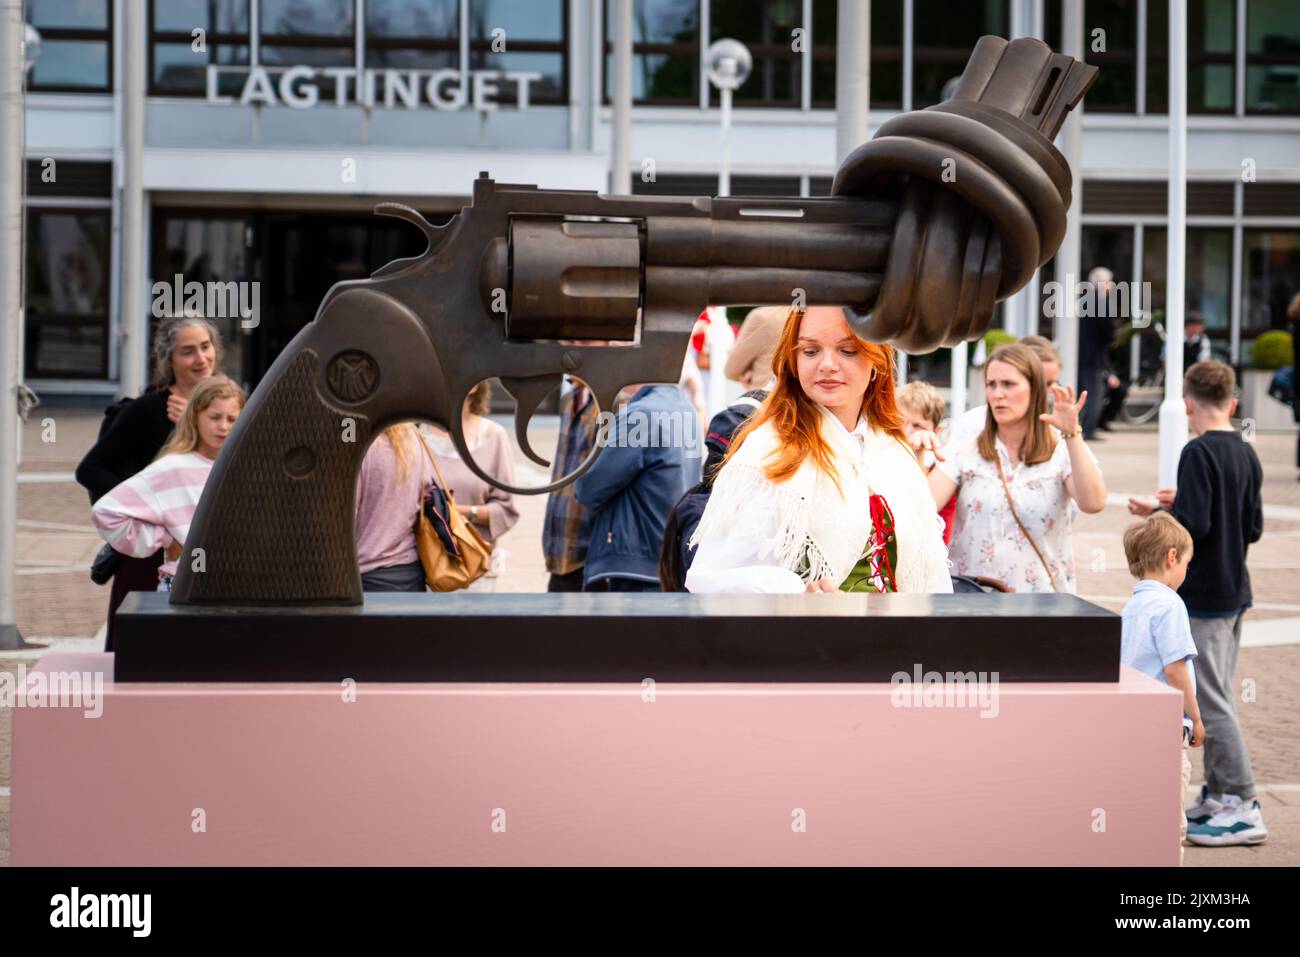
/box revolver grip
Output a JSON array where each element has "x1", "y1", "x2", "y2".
[{"x1": 170, "y1": 286, "x2": 449, "y2": 606}]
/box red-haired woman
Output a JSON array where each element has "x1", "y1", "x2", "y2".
[{"x1": 685, "y1": 307, "x2": 952, "y2": 594}]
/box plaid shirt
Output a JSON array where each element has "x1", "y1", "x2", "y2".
[{"x1": 542, "y1": 383, "x2": 598, "y2": 575}]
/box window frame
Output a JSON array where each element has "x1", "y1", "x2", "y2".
[
  {"x1": 25, "y1": 0, "x2": 114, "y2": 94},
  {"x1": 24, "y1": 204, "x2": 113, "y2": 380},
  {"x1": 603, "y1": 0, "x2": 702, "y2": 106},
  {"x1": 1243, "y1": 0, "x2": 1300, "y2": 116},
  {"x1": 147, "y1": 0, "x2": 252, "y2": 97},
  {"x1": 466, "y1": 0, "x2": 571, "y2": 106}
]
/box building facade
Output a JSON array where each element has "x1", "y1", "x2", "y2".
[{"x1": 20, "y1": 0, "x2": 1300, "y2": 397}]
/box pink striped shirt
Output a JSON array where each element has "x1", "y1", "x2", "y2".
[{"x1": 92, "y1": 450, "x2": 215, "y2": 578}]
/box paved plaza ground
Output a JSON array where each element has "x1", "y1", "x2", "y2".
[{"x1": 2, "y1": 406, "x2": 1297, "y2": 867}]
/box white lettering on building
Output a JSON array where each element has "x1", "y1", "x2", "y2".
[{"x1": 207, "y1": 66, "x2": 543, "y2": 112}]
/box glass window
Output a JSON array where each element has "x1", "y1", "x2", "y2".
[
  {"x1": 25, "y1": 209, "x2": 111, "y2": 378},
  {"x1": 709, "y1": 0, "x2": 802, "y2": 107},
  {"x1": 1082, "y1": 225, "x2": 1135, "y2": 295},
  {"x1": 1242, "y1": 230, "x2": 1300, "y2": 334},
  {"x1": 1143, "y1": 228, "x2": 1234, "y2": 338},
  {"x1": 366, "y1": 0, "x2": 459, "y2": 71},
  {"x1": 149, "y1": 0, "x2": 251, "y2": 96},
  {"x1": 26, "y1": 0, "x2": 107, "y2": 29},
  {"x1": 466, "y1": 50, "x2": 566, "y2": 104},
  {"x1": 261, "y1": 0, "x2": 354, "y2": 36},
  {"x1": 1077, "y1": 0, "x2": 1138, "y2": 112},
  {"x1": 1147, "y1": 0, "x2": 1235, "y2": 114},
  {"x1": 913, "y1": 0, "x2": 1007, "y2": 107},
  {"x1": 154, "y1": 0, "x2": 249, "y2": 33},
  {"x1": 27, "y1": 40, "x2": 110, "y2": 89},
  {"x1": 367, "y1": 0, "x2": 459, "y2": 38},
  {"x1": 257, "y1": 0, "x2": 356, "y2": 100},
  {"x1": 1246, "y1": 0, "x2": 1300, "y2": 113},
  {"x1": 606, "y1": 0, "x2": 700, "y2": 104},
  {"x1": 469, "y1": 0, "x2": 565, "y2": 41},
  {"x1": 470, "y1": 0, "x2": 567, "y2": 105},
  {"x1": 153, "y1": 43, "x2": 250, "y2": 96},
  {"x1": 24, "y1": 0, "x2": 112, "y2": 92},
  {"x1": 811, "y1": 0, "x2": 903, "y2": 109}
]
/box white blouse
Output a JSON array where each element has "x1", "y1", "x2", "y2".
[
  {"x1": 936, "y1": 432, "x2": 1099, "y2": 593},
  {"x1": 686, "y1": 407, "x2": 953, "y2": 594}
]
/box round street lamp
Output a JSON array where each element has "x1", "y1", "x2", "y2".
[
  {"x1": 24, "y1": 23, "x2": 42, "y2": 75},
  {"x1": 705, "y1": 38, "x2": 752, "y2": 197}
]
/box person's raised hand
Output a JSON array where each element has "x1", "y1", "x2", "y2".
[
  {"x1": 1127, "y1": 496, "x2": 1158, "y2": 517},
  {"x1": 1156, "y1": 487, "x2": 1176, "y2": 510},
  {"x1": 166, "y1": 391, "x2": 187, "y2": 423},
  {"x1": 907, "y1": 429, "x2": 946, "y2": 465},
  {"x1": 1040, "y1": 384, "x2": 1086, "y2": 435}
]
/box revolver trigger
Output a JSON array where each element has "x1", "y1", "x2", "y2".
[{"x1": 499, "y1": 374, "x2": 563, "y2": 468}]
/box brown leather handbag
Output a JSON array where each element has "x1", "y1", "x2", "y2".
[{"x1": 415, "y1": 431, "x2": 492, "y2": 592}]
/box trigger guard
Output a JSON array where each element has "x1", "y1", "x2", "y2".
[{"x1": 451, "y1": 410, "x2": 608, "y2": 497}]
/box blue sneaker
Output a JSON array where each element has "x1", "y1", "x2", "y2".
[
  {"x1": 1184, "y1": 785, "x2": 1223, "y2": 826},
  {"x1": 1186, "y1": 796, "x2": 1268, "y2": 847}
]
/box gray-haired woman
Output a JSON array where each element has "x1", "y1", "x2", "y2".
[{"x1": 76, "y1": 314, "x2": 223, "y2": 649}]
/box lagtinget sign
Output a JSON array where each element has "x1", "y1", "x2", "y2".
[{"x1": 206, "y1": 65, "x2": 544, "y2": 111}]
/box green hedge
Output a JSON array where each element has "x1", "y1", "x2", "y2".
[{"x1": 1251, "y1": 330, "x2": 1294, "y2": 371}]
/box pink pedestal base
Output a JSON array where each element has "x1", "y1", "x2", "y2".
[{"x1": 13, "y1": 653, "x2": 1182, "y2": 865}]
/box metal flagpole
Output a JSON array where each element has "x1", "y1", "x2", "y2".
[
  {"x1": 1, "y1": 0, "x2": 27, "y2": 648},
  {"x1": 1158, "y1": 0, "x2": 1189, "y2": 486},
  {"x1": 609, "y1": 0, "x2": 632, "y2": 194}
]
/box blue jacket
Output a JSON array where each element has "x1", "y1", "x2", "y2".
[{"x1": 574, "y1": 385, "x2": 701, "y2": 585}]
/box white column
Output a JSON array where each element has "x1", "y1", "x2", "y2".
[
  {"x1": 588, "y1": 0, "x2": 603, "y2": 153},
  {"x1": 718, "y1": 86, "x2": 733, "y2": 197},
  {"x1": 609, "y1": 0, "x2": 632, "y2": 194},
  {"x1": 1003, "y1": 0, "x2": 1042, "y2": 336},
  {"x1": 835, "y1": 0, "x2": 870, "y2": 164},
  {"x1": 1054, "y1": 0, "x2": 1084, "y2": 390},
  {"x1": 1230, "y1": 180, "x2": 1243, "y2": 365},
  {"x1": 119, "y1": 0, "x2": 146, "y2": 398},
  {"x1": 1130, "y1": 222, "x2": 1144, "y2": 382},
  {"x1": 901, "y1": 0, "x2": 913, "y2": 111},
  {"x1": 1158, "y1": 0, "x2": 1189, "y2": 488},
  {"x1": 1, "y1": 0, "x2": 24, "y2": 647},
  {"x1": 800, "y1": 0, "x2": 812, "y2": 112},
  {"x1": 949, "y1": 341, "x2": 969, "y2": 417}
]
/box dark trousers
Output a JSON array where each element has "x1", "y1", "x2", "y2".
[
  {"x1": 584, "y1": 577, "x2": 660, "y2": 593},
  {"x1": 1079, "y1": 366, "x2": 1108, "y2": 435},
  {"x1": 361, "y1": 560, "x2": 427, "y2": 592},
  {"x1": 547, "y1": 568, "x2": 586, "y2": 592},
  {"x1": 105, "y1": 551, "x2": 163, "y2": 652}
]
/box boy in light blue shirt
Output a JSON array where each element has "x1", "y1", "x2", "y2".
[{"x1": 1121, "y1": 512, "x2": 1204, "y2": 863}]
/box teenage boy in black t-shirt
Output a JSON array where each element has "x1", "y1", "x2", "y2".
[{"x1": 1129, "y1": 361, "x2": 1267, "y2": 847}]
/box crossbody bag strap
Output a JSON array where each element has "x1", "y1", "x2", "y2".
[
  {"x1": 993, "y1": 451, "x2": 1059, "y2": 593},
  {"x1": 415, "y1": 426, "x2": 453, "y2": 498}
]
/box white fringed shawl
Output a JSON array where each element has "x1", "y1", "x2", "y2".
[{"x1": 686, "y1": 406, "x2": 952, "y2": 594}]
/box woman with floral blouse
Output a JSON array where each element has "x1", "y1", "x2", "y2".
[{"x1": 928, "y1": 343, "x2": 1108, "y2": 593}]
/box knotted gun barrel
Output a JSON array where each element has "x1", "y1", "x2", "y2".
[
  {"x1": 835, "y1": 35, "x2": 1096, "y2": 351},
  {"x1": 168, "y1": 35, "x2": 1095, "y2": 607}
]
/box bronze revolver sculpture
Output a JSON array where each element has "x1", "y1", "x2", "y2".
[{"x1": 170, "y1": 36, "x2": 1097, "y2": 607}]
